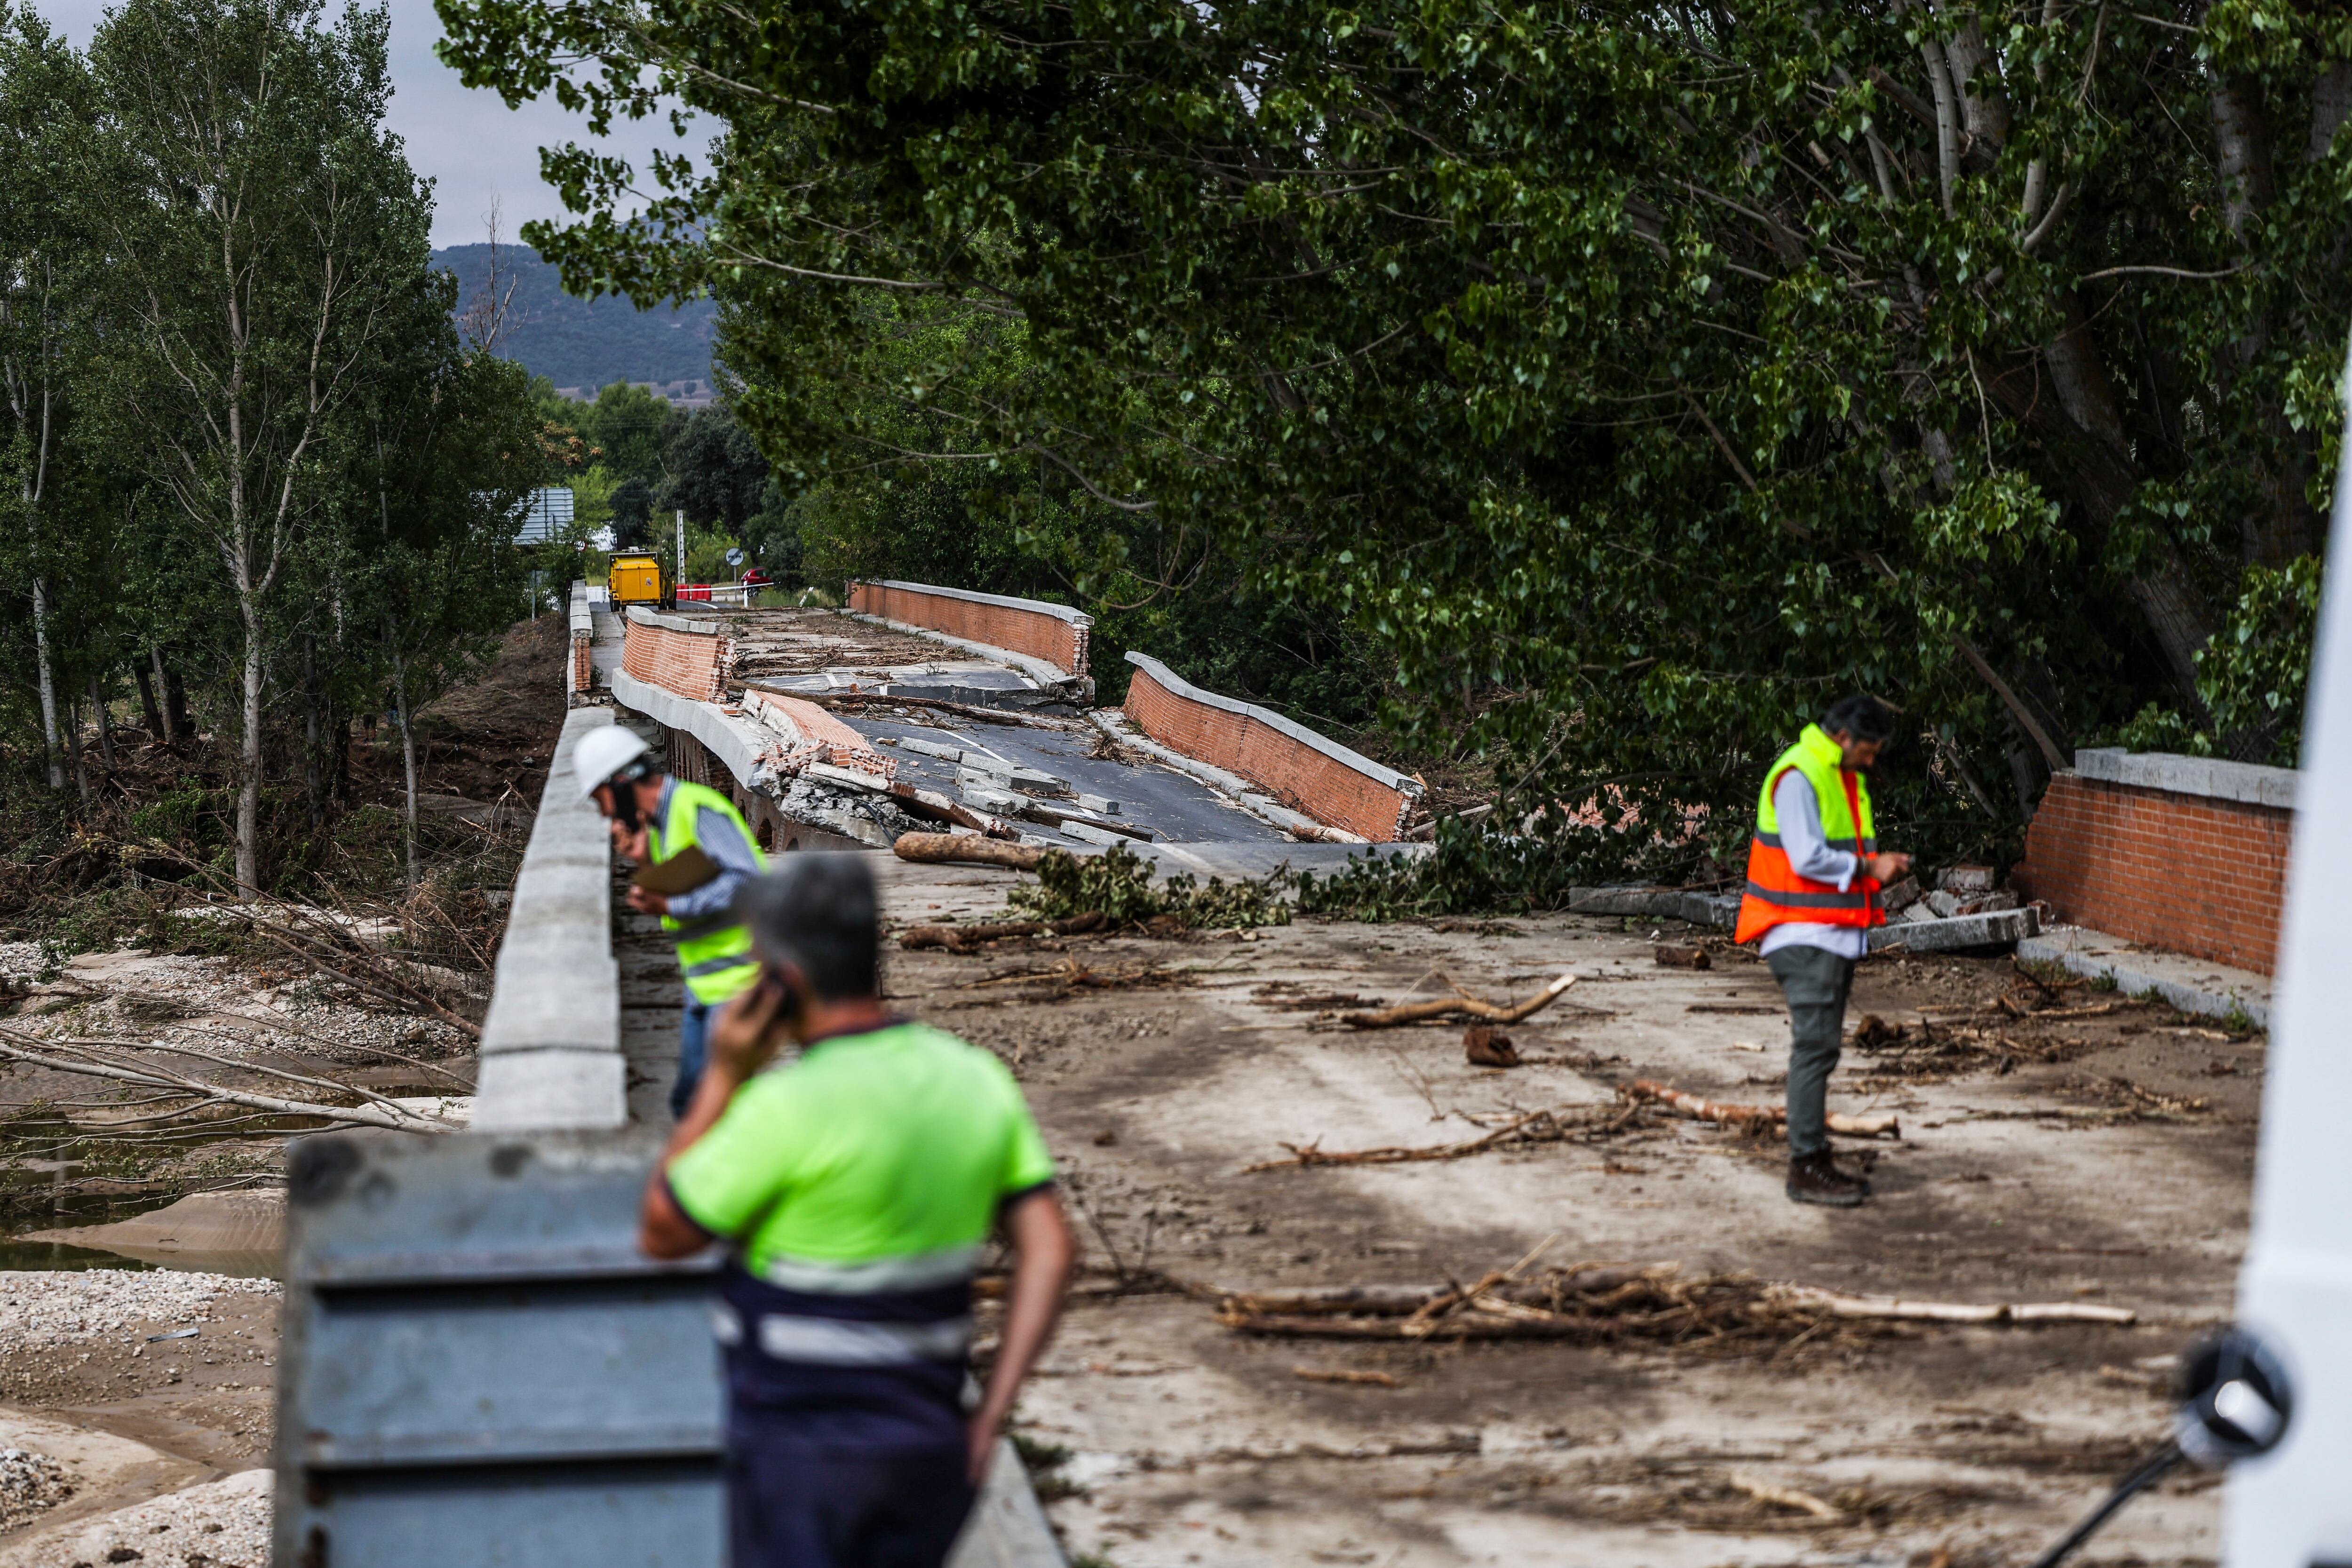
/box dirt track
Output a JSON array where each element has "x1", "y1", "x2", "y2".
[{"x1": 879, "y1": 856, "x2": 2255, "y2": 1567}]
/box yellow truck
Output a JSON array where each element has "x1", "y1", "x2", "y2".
[{"x1": 608, "y1": 551, "x2": 664, "y2": 607}]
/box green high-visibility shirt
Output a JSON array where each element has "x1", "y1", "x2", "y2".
[{"x1": 667, "y1": 1021, "x2": 1056, "y2": 1280}]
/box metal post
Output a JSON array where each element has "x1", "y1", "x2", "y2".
[{"x1": 675, "y1": 509, "x2": 686, "y2": 590}]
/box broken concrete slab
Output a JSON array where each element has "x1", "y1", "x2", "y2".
[
  {"x1": 899, "y1": 737, "x2": 965, "y2": 763},
  {"x1": 1058, "y1": 821, "x2": 1133, "y2": 848},
  {"x1": 1867, "y1": 907, "x2": 2039, "y2": 953},
  {"x1": 804, "y1": 761, "x2": 891, "y2": 793},
  {"x1": 2018, "y1": 923, "x2": 2271, "y2": 1029},
  {"x1": 1566, "y1": 886, "x2": 1741, "y2": 928},
  {"x1": 1078, "y1": 793, "x2": 1121, "y2": 815}
]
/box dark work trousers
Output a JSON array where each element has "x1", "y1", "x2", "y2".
[
  {"x1": 1765, "y1": 942, "x2": 1856, "y2": 1159},
  {"x1": 725, "y1": 1421, "x2": 977, "y2": 1568},
  {"x1": 670, "y1": 991, "x2": 713, "y2": 1121}
]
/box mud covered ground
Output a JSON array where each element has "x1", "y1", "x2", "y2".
[
  {"x1": 0, "y1": 603, "x2": 2262, "y2": 1562},
  {"x1": 878, "y1": 857, "x2": 2257, "y2": 1568}
]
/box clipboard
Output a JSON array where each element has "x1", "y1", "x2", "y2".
[{"x1": 633, "y1": 845, "x2": 721, "y2": 896}]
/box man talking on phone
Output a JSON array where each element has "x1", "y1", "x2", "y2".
[{"x1": 637, "y1": 854, "x2": 1076, "y2": 1568}]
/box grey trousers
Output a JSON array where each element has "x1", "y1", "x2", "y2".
[{"x1": 1766, "y1": 943, "x2": 1856, "y2": 1159}]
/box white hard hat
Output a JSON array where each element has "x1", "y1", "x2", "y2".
[{"x1": 571, "y1": 727, "x2": 654, "y2": 803}]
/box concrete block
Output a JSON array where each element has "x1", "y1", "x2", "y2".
[
  {"x1": 1923, "y1": 889, "x2": 1961, "y2": 918},
  {"x1": 1881, "y1": 876, "x2": 1921, "y2": 912},
  {"x1": 1938, "y1": 864, "x2": 1995, "y2": 893},
  {"x1": 1077, "y1": 793, "x2": 1121, "y2": 815},
  {"x1": 1867, "y1": 907, "x2": 2039, "y2": 952},
  {"x1": 804, "y1": 761, "x2": 890, "y2": 793},
  {"x1": 470, "y1": 1051, "x2": 629, "y2": 1132},
  {"x1": 900, "y1": 738, "x2": 964, "y2": 763},
  {"x1": 1058, "y1": 821, "x2": 1131, "y2": 848},
  {"x1": 2018, "y1": 925, "x2": 2270, "y2": 1028},
  {"x1": 962, "y1": 785, "x2": 1025, "y2": 814}
]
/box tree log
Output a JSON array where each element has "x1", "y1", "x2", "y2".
[
  {"x1": 1341, "y1": 971, "x2": 1576, "y2": 1029},
  {"x1": 892, "y1": 832, "x2": 1049, "y2": 870},
  {"x1": 899, "y1": 913, "x2": 1105, "y2": 949},
  {"x1": 1629, "y1": 1080, "x2": 1899, "y2": 1139}
]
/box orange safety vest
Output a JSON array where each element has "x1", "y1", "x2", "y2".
[{"x1": 1733, "y1": 724, "x2": 1884, "y2": 944}]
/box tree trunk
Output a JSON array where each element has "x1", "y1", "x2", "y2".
[
  {"x1": 1984, "y1": 340, "x2": 2218, "y2": 714},
  {"x1": 31, "y1": 577, "x2": 62, "y2": 790},
  {"x1": 64, "y1": 694, "x2": 87, "y2": 804},
  {"x1": 160, "y1": 653, "x2": 189, "y2": 741},
  {"x1": 236, "y1": 593, "x2": 262, "y2": 898},
  {"x1": 2212, "y1": 75, "x2": 2275, "y2": 243},
  {"x1": 2312, "y1": 61, "x2": 2352, "y2": 161},
  {"x1": 88, "y1": 672, "x2": 114, "y2": 770},
  {"x1": 132, "y1": 656, "x2": 162, "y2": 739},
  {"x1": 388, "y1": 619, "x2": 418, "y2": 890},
  {"x1": 302, "y1": 633, "x2": 320, "y2": 829}
]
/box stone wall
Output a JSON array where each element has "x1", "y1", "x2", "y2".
[
  {"x1": 2014, "y1": 748, "x2": 2295, "y2": 975},
  {"x1": 849, "y1": 581, "x2": 1090, "y2": 677},
  {"x1": 1121, "y1": 653, "x2": 1421, "y2": 842}
]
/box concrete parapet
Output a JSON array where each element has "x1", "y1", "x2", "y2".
[
  {"x1": 474, "y1": 705, "x2": 627, "y2": 1132},
  {"x1": 849, "y1": 580, "x2": 1091, "y2": 681},
  {"x1": 1120, "y1": 653, "x2": 1421, "y2": 842},
  {"x1": 2073, "y1": 747, "x2": 2296, "y2": 810}
]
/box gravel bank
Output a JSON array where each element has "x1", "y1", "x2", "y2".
[
  {"x1": 0, "y1": 1272, "x2": 278, "y2": 1357},
  {"x1": 0, "y1": 1467, "x2": 270, "y2": 1568}
]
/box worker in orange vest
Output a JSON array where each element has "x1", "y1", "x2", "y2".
[{"x1": 1733, "y1": 695, "x2": 1913, "y2": 1207}]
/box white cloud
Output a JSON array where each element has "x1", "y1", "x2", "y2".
[{"x1": 32, "y1": 0, "x2": 699, "y2": 247}]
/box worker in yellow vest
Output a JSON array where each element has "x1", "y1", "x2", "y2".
[
  {"x1": 573, "y1": 726, "x2": 768, "y2": 1119},
  {"x1": 1732, "y1": 695, "x2": 1912, "y2": 1207}
]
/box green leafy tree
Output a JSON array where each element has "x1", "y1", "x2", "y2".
[
  {"x1": 444, "y1": 0, "x2": 2352, "y2": 880},
  {"x1": 85, "y1": 0, "x2": 437, "y2": 893},
  {"x1": 0, "y1": 8, "x2": 91, "y2": 788},
  {"x1": 578, "y1": 380, "x2": 680, "y2": 487},
  {"x1": 660, "y1": 405, "x2": 768, "y2": 530}
]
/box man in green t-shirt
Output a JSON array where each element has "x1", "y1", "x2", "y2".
[{"x1": 638, "y1": 854, "x2": 1075, "y2": 1568}]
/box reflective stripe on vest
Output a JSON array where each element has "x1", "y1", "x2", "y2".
[
  {"x1": 1733, "y1": 724, "x2": 1883, "y2": 945},
  {"x1": 647, "y1": 779, "x2": 767, "y2": 1003}
]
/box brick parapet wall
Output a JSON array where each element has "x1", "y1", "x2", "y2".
[
  {"x1": 849, "y1": 581, "x2": 1090, "y2": 677},
  {"x1": 621, "y1": 616, "x2": 734, "y2": 705},
  {"x1": 2013, "y1": 771, "x2": 2292, "y2": 974},
  {"x1": 1122, "y1": 656, "x2": 1419, "y2": 842}
]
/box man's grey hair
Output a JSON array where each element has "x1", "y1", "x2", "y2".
[{"x1": 737, "y1": 854, "x2": 879, "y2": 1000}]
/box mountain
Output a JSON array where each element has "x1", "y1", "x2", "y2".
[{"x1": 433, "y1": 243, "x2": 716, "y2": 398}]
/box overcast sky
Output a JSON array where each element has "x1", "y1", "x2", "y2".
[{"x1": 36, "y1": 0, "x2": 694, "y2": 248}]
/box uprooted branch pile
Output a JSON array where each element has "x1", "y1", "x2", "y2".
[{"x1": 1215, "y1": 1261, "x2": 2134, "y2": 1353}]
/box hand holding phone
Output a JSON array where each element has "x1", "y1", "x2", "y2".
[{"x1": 709, "y1": 967, "x2": 798, "y2": 1081}]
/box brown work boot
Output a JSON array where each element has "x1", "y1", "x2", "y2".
[{"x1": 1785, "y1": 1150, "x2": 1868, "y2": 1207}]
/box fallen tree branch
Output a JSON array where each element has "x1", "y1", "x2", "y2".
[
  {"x1": 1728, "y1": 1474, "x2": 1842, "y2": 1520},
  {"x1": 1629, "y1": 1079, "x2": 1900, "y2": 1139},
  {"x1": 893, "y1": 832, "x2": 1049, "y2": 871},
  {"x1": 899, "y1": 913, "x2": 1106, "y2": 951},
  {"x1": 1341, "y1": 971, "x2": 1578, "y2": 1029},
  {"x1": 1241, "y1": 1101, "x2": 1641, "y2": 1172},
  {"x1": 1214, "y1": 1258, "x2": 2139, "y2": 1347},
  {"x1": 1778, "y1": 1287, "x2": 2136, "y2": 1325},
  {"x1": 0, "y1": 1029, "x2": 458, "y2": 1134}
]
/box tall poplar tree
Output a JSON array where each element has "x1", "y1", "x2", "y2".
[{"x1": 84, "y1": 0, "x2": 434, "y2": 892}]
